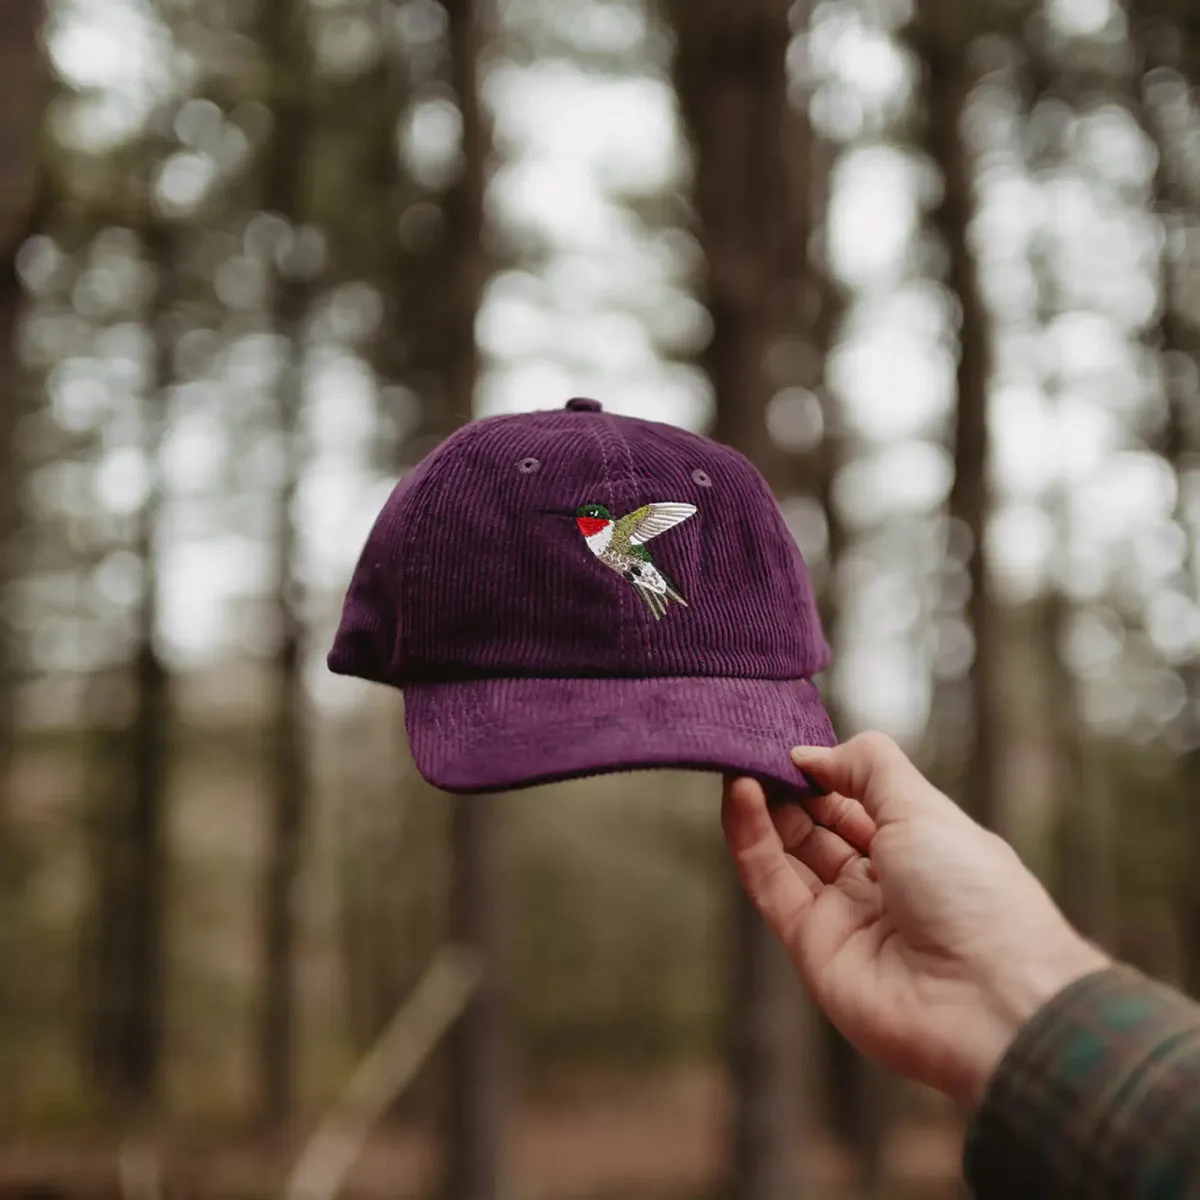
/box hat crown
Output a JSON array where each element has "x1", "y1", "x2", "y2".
[{"x1": 328, "y1": 406, "x2": 829, "y2": 688}]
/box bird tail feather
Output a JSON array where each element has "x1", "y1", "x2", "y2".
[
  {"x1": 635, "y1": 584, "x2": 666, "y2": 621},
  {"x1": 661, "y1": 570, "x2": 688, "y2": 608},
  {"x1": 635, "y1": 579, "x2": 687, "y2": 620}
]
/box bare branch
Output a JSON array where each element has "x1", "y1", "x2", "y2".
[{"x1": 284, "y1": 946, "x2": 481, "y2": 1200}]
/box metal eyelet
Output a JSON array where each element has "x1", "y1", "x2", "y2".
[
  {"x1": 516, "y1": 457, "x2": 541, "y2": 475},
  {"x1": 691, "y1": 468, "x2": 713, "y2": 487}
]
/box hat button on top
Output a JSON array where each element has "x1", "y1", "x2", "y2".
[{"x1": 565, "y1": 397, "x2": 603, "y2": 413}]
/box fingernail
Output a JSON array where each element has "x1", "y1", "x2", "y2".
[{"x1": 790, "y1": 746, "x2": 819, "y2": 764}]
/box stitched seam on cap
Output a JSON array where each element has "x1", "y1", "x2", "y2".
[
  {"x1": 586, "y1": 418, "x2": 631, "y2": 667},
  {"x1": 607, "y1": 414, "x2": 655, "y2": 667},
  {"x1": 393, "y1": 422, "x2": 487, "y2": 678},
  {"x1": 637, "y1": 421, "x2": 715, "y2": 655},
  {"x1": 371, "y1": 455, "x2": 445, "y2": 678},
  {"x1": 746, "y1": 456, "x2": 815, "y2": 670}
]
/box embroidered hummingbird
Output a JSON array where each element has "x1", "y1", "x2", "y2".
[{"x1": 574, "y1": 502, "x2": 697, "y2": 620}]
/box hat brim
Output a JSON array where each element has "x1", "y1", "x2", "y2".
[{"x1": 403, "y1": 674, "x2": 837, "y2": 797}]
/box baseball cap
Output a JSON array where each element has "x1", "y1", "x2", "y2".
[{"x1": 328, "y1": 397, "x2": 837, "y2": 796}]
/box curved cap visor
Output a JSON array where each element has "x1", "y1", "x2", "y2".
[{"x1": 403, "y1": 674, "x2": 836, "y2": 795}]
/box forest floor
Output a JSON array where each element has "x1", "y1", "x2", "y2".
[{"x1": 0, "y1": 1066, "x2": 963, "y2": 1199}]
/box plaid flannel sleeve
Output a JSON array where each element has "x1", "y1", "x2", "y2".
[{"x1": 963, "y1": 965, "x2": 1200, "y2": 1198}]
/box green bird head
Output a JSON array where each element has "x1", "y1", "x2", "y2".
[{"x1": 575, "y1": 504, "x2": 612, "y2": 520}]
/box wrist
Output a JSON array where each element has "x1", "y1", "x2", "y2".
[{"x1": 962, "y1": 936, "x2": 1111, "y2": 1109}]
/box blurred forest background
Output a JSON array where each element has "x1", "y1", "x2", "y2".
[{"x1": 1, "y1": 0, "x2": 1199, "y2": 1196}]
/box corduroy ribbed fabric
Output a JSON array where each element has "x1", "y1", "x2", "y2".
[{"x1": 328, "y1": 398, "x2": 837, "y2": 794}]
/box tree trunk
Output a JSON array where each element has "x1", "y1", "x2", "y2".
[
  {"x1": 445, "y1": 796, "x2": 506, "y2": 1200},
  {"x1": 258, "y1": 0, "x2": 315, "y2": 1131},
  {"x1": 726, "y1": 894, "x2": 803, "y2": 1199},
  {"x1": 1043, "y1": 586, "x2": 1115, "y2": 944},
  {"x1": 122, "y1": 220, "x2": 173, "y2": 1109},
  {"x1": 262, "y1": 328, "x2": 308, "y2": 1130},
  {"x1": 430, "y1": 2, "x2": 507, "y2": 1195},
  {"x1": 0, "y1": 240, "x2": 24, "y2": 804},
  {"x1": 0, "y1": 0, "x2": 46, "y2": 819},
  {"x1": 1130, "y1": 13, "x2": 1200, "y2": 990},
  {"x1": 666, "y1": 2, "x2": 806, "y2": 1194},
  {"x1": 436, "y1": 0, "x2": 487, "y2": 437},
  {"x1": 808, "y1": 131, "x2": 892, "y2": 1192},
  {"x1": 1034, "y1": 232, "x2": 1113, "y2": 945},
  {"x1": 1016, "y1": 13, "x2": 1120, "y2": 963},
  {"x1": 84, "y1": 706, "x2": 128, "y2": 1099},
  {"x1": 82, "y1": 214, "x2": 175, "y2": 1114},
  {"x1": 914, "y1": 5, "x2": 1003, "y2": 831},
  {"x1": 401, "y1": 0, "x2": 490, "y2": 457}
]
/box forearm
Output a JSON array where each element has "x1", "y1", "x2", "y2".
[{"x1": 965, "y1": 965, "x2": 1200, "y2": 1198}]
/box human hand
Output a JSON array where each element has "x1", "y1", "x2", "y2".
[{"x1": 721, "y1": 731, "x2": 1110, "y2": 1108}]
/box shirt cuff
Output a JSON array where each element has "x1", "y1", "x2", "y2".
[{"x1": 964, "y1": 964, "x2": 1200, "y2": 1198}]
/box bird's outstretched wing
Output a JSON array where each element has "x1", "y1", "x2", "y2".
[{"x1": 616, "y1": 502, "x2": 698, "y2": 546}]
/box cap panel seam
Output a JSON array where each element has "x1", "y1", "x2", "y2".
[
  {"x1": 604, "y1": 414, "x2": 654, "y2": 668},
  {"x1": 585, "y1": 417, "x2": 633, "y2": 668},
  {"x1": 391, "y1": 421, "x2": 488, "y2": 679},
  {"x1": 733, "y1": 452, "x2": 824, "y2": 673}
]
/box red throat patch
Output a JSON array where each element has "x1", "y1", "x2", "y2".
[{"x1": 576, "y1": 517, "x2": 609, "y2": 537}]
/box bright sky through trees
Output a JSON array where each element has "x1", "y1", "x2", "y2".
[{"x1": 43, "y1": 0, "x2": 1196, "y2": 742}]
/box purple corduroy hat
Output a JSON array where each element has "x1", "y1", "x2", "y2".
[{"x1": 328, "y1": 397, "x2": 837, "y2": 795}]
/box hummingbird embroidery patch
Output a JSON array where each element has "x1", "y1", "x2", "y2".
[{"x1": 575, "y1": 502, "x2": 697, "y2": 620}]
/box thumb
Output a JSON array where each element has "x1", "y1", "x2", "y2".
[{"x1": 791, "y1": 731, "x2": 948, "y2": 826}]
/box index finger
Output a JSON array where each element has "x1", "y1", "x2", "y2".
[{"x1": 790, "y1": 731, "x2": 947, "y2": 827}]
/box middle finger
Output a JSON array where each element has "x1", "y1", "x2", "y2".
[{"x1": 771, "y1": 804, "x2": 863, "y2": 886}]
